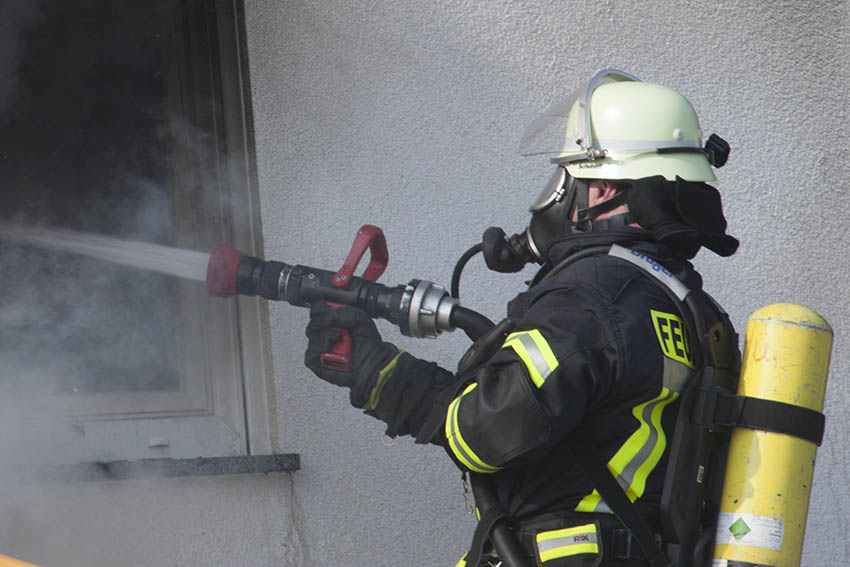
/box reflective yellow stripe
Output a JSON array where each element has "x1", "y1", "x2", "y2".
[
  {"x1": 445, "y1": 383, "x2": 501, "y2": 473},
  {"x1": 502, "y1": 329, "x2": 559, "y2": 388},
  {"x1": 454, "y1": 553, "x2": 467, "y2": 567},
  {"x1": 362, "y1": 350, "x2": 404, "y2": 411},
  {"x1": 575, "y1": 387, "x2": 679, "y2": 512},
  {"x1": 536, "y1": 523, "x2": 599, "y2": 562}
]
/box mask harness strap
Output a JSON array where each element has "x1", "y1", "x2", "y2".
[{"x1": 574, "y1": 177, "x2": 589, "y2": 222}]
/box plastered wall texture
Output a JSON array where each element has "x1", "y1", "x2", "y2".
[
  {"x1": 0, "y1": 473, "x2": 299, "y2": 565},
  {"x1": 245, "y1": 1, "x2": 850, "y2": 566}
]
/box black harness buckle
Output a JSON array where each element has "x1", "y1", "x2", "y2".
[{"x1": 612, "y1": 528, "x2": 634, "y2": 560}]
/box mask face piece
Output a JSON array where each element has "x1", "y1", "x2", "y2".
[
  {"x1": 530, "y1": 167, "x2": 568, "y2": 213},
  {"x1": 527, "y1": 173, "x2": 587, "y2": 261},
  {"x1": 529, "y1": 166, "x2": 581, "y2": 214}
]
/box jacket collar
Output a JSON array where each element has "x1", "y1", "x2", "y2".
[{"x1": 543, "y1": 228, "x2": 703, "y2": 291}]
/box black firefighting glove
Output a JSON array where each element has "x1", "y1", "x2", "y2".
[
  {"x1": 305, "y1": 303, "x2": 457, "y2": 438},
  {"x1": 305, "y1": 303, "x2": 400, "y2": 409}
]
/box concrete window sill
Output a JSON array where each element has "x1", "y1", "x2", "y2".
[{"x1": 23, "y1": 454, "x2": 300, "y2": 482}]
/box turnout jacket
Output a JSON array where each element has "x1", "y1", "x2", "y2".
[{"x1": 428, "y1": 229, "x2": 705, "y2": 522}]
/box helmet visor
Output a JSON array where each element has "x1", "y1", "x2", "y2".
[{"x1": 519, "y1": 69, "x2": 641, "y2": 158}]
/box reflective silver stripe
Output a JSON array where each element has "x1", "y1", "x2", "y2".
[
  {"x1": 594, "y1": 138, "x2": 702, "y2": 151},
  {"x1": 515, "y1": 334, "x2": 552, "y2": 378},
  {"x1": 536, "y1": 523, "x2": 600, "y2": 561},
  {"x1": 537, "y1": 531, "x2": 598, "y2": 554},
  {"x1": 663, "y1": 356, "x2": 693, "y2": 393},
  {"x1": 577, "y1": 387, "x2": 679, "y2": 514},
  {"x1": 503, "y1": 331, "x2": 558, "y2": 387},
  {"x1": 608, "y1": 244, "x2": 690, "y2": 300},
  {"x1": 620, "y1": 395, "x2": 667, "y2": 486}
]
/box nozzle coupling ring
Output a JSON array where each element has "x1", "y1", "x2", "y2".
[{"x1": 399, "y1": 279, "x2": 457, "y2": 338}]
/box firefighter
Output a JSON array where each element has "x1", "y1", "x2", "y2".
[{"x1": 304, "y1": 69, "x2": 739, "y2": 566}]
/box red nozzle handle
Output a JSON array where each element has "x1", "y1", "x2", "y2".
[
  {"x1": 321, "y1": 225, "x2": 388, "y2": 371},
  {"x1": 331, "y1": 224, "x2": 388, "y2": 289},
  {"x1": 319, "y1": 302, "x2": 353, "y2": 372}
]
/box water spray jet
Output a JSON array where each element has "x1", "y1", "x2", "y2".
[
  {"x1": 0, "y1": 222, "x2": 492, "y2": 342},
  {"x1": 0, "y1": 223, "x2": 210, "y2": 282}
]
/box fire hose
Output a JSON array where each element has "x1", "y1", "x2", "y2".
[{"x1": 205, "y1": 225, "x2": 532, "y2": 567}]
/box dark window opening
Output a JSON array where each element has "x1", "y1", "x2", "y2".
[
  {"x1": 0, "y1": 0, "x2": 260, "y2": 416},
  {"x1": 1, "y1": 1, "x2": 182, "y2": 397}
]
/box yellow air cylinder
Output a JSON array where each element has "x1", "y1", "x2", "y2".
[
  {"x1": 712, "y1": 303, "x2": 832, "y2": 567},
  {"x1": 0, "y1": 554, "x2": 40, "y2": 567}
]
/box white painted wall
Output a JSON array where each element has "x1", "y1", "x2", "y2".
[{"x1": 245, "y1": 2, "x2": 850, "y2": 566}]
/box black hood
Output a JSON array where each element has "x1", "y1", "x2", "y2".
[{"x1": 626, "y1": 176, "x2": 739, "y2": 259}]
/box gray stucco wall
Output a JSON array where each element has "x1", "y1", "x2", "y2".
[
  {"x1": 0, "y1": 473, "x2": 298, "y2": 565},
  {"x1": 245, "y1": 2, "x2": 850, "y2": 566}
]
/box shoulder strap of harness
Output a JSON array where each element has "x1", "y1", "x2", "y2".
[{"x1": 591, "y1": 244, "x2": 736, "y2": 566}]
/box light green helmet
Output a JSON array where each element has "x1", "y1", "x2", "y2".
[{"x1": 520, "y1": 69, "x2": 719, "y2": 182}]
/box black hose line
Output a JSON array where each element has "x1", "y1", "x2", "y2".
[
  {"x1": 448, "y1": 307, "x2": 533, "y2": 567},
  {"x1": 451, "y1": 242, "x2": 483, "y2": 299},
  {"x1": 470, "y1": 475, "x2": 534, "y2": 567},
  {"x1": 450, "y1": 305, "x2": 495, "y2": 341}
]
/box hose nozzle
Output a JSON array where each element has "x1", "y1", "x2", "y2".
[
  {"x1": 206, "y1": 243, "x2": 246, "y2": 297},
  {"x1": 203, "y1": 242, "x2": 488, "y2": 339}
]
